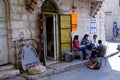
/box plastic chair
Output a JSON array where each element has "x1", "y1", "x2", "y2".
[{"x1": 99, "y1": 57, "x2": 107, "y2": 66}]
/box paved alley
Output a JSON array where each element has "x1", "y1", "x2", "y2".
[{"x1": 39, "y1": 40, "x2": 120, "y2": 80}]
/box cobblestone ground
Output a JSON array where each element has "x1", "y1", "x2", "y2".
[{"x1": 39, "y1": 40, "x2": 120, "y2": 80}]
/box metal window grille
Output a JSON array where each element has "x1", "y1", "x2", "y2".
[{"x1": 90, "y1": 18, "x2": 97, "y2": 34}]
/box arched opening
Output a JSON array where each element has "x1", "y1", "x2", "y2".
[
  {"x1": 0, "y1": 0, "x2": 9, "y2": 65},
  {"x1": 40, "y1": 0, "x2": 59, "y2": 65},
  {"x1": 41, "y1": 0, "x2": 57, "y2": 12}
]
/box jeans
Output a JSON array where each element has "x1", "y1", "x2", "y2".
[
  {"x1": 78, "y1": 46, "x2": 87, "y2": 60},
  {"x1": 90, "y1": 51, "x2": 99, "y2": 59}
]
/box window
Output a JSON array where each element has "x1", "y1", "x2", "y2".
[{"x1": 90, "y1": 18, "x2": 97, "y2": 34}]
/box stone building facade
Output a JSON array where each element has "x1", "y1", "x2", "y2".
[
  {"x1": 104, "y1": 0, "x2": 120, "y2": 40},
  {"x1": 0, "y1": 0, "x2": 105, "y2": 66}
]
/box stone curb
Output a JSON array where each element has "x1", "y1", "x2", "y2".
[
  {"x1": 21, "y1": 60, "x2": 89, "y2": 80},
  {"x1": 20, "y1": 51, "x2": 119, "y2": 80}
]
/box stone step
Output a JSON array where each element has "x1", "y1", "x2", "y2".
[
  {"x1": 0, "y1": 64, "x2": 14, "y2": 72},
  {"x1": 22, "y1": 60, "x2": 89, "y2": 80},
  {"x1": 0, "y1": 69, "x2": 20, "y2": 80}
]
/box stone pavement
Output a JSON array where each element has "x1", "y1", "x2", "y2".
[
  {"x1": 3, "y1": 40, "x2": 120, "y2": 80},
  {"x1": 39, "y1": 52, "x2": 120, "y2": 80},
  {"x1": 3, "y1": 60, "x2": 89, "y2": 80}
]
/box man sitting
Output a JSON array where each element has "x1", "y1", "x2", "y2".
[
  {"x1": 97, "y1": 40, "x2": 107, "y2": 57},
  {"x1": 87, "y1": 40, "x2": 106, "y2": 69}
]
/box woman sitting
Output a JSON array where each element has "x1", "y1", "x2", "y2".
[
  {"x1": 81, "y1": 34, "x2": 90, "y2": 45},
  {"x1": 81, "y1": 34, "x2": 93, "y2": 50},
  {"x1": 73, "y1": 35, "x2": 88, "y2": 60}
]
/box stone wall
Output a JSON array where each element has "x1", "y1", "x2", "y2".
[
  {"x1": 8, "y1": 0, "x2": 41, "y2": 64},
  {"x1": 6, "y1": 0, "x2": 105, "y2": 64},
  {"x1": 69, "y1": 0, "x2": 91, "y2": 41},
  {"x1": 96, "y1": 0, "x2": 106, "y2": 43},
  {"x1": 104, "y1": 0, "x2": 120, "y2": 40}
]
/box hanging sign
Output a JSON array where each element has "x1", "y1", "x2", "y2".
[{"x1": 68, "y1": 12, "x2": 78, "y2": 31}]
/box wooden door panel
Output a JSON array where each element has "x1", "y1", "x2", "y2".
[{"x1": 60, "y1": 14, "x2": 72, "y2": 59}]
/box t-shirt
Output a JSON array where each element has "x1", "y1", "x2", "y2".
[
  {"x1": 97, "y1": 44, "x2": 106, "y2": 57},
  {"x1": 81, "y1": 38, "x2": 89, "y2": 45},
  {"x1": 73, "y1": 39, "x2": 80, "y2": 51},
  {"x1": 90, "y1": 38, "x2": 99, "y2": 48}
]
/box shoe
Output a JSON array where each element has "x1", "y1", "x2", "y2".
[
  {"x1": 87, "y1": 65, "x2": 93, "y2": 69},
  {"x1": 87, "y1": 65, "x2": 100, "y2": 70}
]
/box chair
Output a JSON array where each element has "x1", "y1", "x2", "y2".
[{"x1": 99, "y1": 57, "x2": 107, "y2": 66}]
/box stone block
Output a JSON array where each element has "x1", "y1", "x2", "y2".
[
  {"x1": 11, "y1": 5, "x2": 23, "y2": 13},
  {"x1": 10, "y1": 0, "x2": 18, "y2": 5},
  {"x1": 29, "y1": 15, "x2": 38, "y2": 21},
  {"x1": 29, "y1": 21, "x2": 38, "y2": 29},
  {"x1": 0, "y1": 69, "x2": 19, "y2": 80},
  {"x1": 11, "y1": 13, "x2": 28, "y2": 20},
  {"x1": 79, "y1": 17, "x2": 89, "y2": 22},
  {"x1": 6, "y1": 21, "x2": 11, "y2": 30},
  {"x1": 11, "y1": 29, "x2": 31, "y2": 39},
  {"x1": 79, "y1": 2, "x2": 87, "y2": 8},
  {"x1": 11, "y1": 30, "x2": 20, "y2": 38},
  {"x1": 9, "y1": 53, "x2": 15, "y2": 64},
  {"x1": 11, "y1": 21, "x2": 29, "y2": 29},
  {"x1": 11, "y1": 13, "x2": 21, "y2": 20},
  {"x1": 79, "y1": 12, "x2": 87, "y2": 17},
  {"x1": 21, "y1": 13, "x2": 29, "y2": 20},
  {"x1": 8, "y1": 39, "x2": 14, "y2": 48},
  {"x1": 79, "y1": 22, "x2": 89, "y2": 28},
  {"x1": 18, "y1": 0, "x2": 25, "y2": 6},
  {"x1": 31, "y1": 30, "x2": 37, "y2": 37}
]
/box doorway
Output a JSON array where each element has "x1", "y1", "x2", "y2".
[
  {"x1": 40, "y1": 0, "x2": 72, "y2": 65},
  {"x1": 43, "y1": 13, "x2": 59, "y2": 61}
]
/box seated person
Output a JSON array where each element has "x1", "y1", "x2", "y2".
[
  {"x1": 73, "y1": 35, "x2": 88, "y2": 60},
  {"x1": 81, "y1": 34, "x2": 93, "y2": 50},
  {"x1": 90, "y1": 34, "x2": 99, "y2": 48},
  {"x1": 87, "y1": 40, "x2": 106, "y2": 69},
  {"x1": 86, "y1": 34, "x2": 99, "y2": 55},
  {"x1": 87, "y1": 58, "x2": 100, "y2": 69},
  {"x1": 81, "y1": 34, "x2": 90, "y2": 45},
  {"x1": 97, "y1": 40, "x2": 106, "y2": 57}
]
